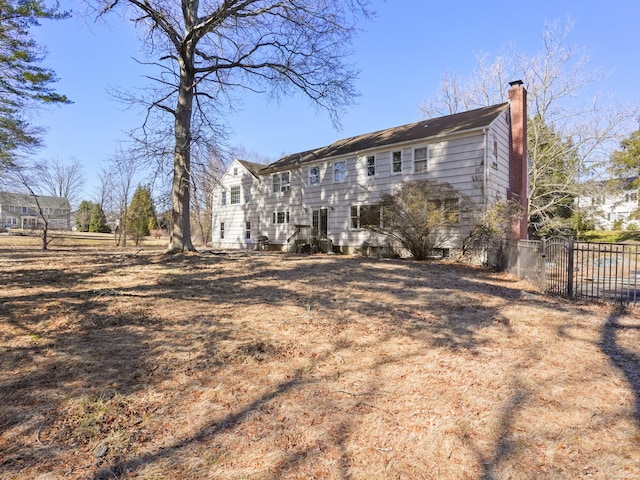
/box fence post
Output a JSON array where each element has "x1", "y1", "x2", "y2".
[
  {"x1": 540, "y1": 240, "x2": 546, "y2": 292},
  {"x1": 567, "y1": 239, "x2": 574, "y2": 298}
]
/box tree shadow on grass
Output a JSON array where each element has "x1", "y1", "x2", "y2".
[
  {"x1": 0, "y1": 251, "x2": 549, "y2": 478},
  {"x1": 599, "y1": 308, "x2": 640, "y2": 425}
]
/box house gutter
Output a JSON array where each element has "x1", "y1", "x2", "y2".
[{"x1": 259, "y1": 123, "x2": 501, "y2": 175}]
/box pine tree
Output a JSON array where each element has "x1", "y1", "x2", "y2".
[
  {"x1": 89, "y1": 203, "x2": 110, "y2": 233},
  {"x1": 0, "y1": 0, "x2": 70, "y2": 166},
  {"x1": 609, "y1": 130, "x2": 640, "y2": 181},
  {"x1": 127, "y1": 186, "x2": 155, "y2": 245},
  {"x1": 75, "y1": 200, "x2": 94, "y2": 232}
]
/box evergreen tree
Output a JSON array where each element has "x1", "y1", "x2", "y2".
[
  {"x1": 0, "y1": 0, "x2": 70, "y2": 167},
  {"x1": 609, "y1": 130, "x2": 640, "y2": 181},
  {"x1": 75, "y1": 200, "x2": 94, "y2": 232},
  {"x1": 608, "y1": 129, "x2": 640, "y2": 220},
  {"x1": 528, "y1": 115, "x2": 582, "y2": 234},
  {"x1": 89, "y1": 203, "x2": 110, "y2": 233},
  {"x1": 127, "y1": 185, "x2": 155, "y2": 245}
]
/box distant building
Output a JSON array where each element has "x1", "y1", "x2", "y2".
[
  {"x1": 0, "y1": 192, "x2": 71, "y2": 231},
  {"x1": 576, "y1": 177, "x2": 639, "y2": 230}
]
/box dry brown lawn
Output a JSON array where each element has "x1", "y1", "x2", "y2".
[{"x1": 1, "y1": 235, "x2": 639, "y2": 479}]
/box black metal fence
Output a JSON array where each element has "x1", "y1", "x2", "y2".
[{"x1": 507, "y1": 238, "x2": 640, "y2": 305}]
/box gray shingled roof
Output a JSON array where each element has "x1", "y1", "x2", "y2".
[
  {"x1": 260, "y1": 102, "x2": 509, "y2": 174},
  {"x1": 237, "y1": 160, "x2": 266, "y2": 178},
  {"x1": 0, "y1": 191, "x2": 70, "y2": 210}
]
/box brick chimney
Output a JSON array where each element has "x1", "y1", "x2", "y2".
[{"x1": 507, "y1": 80, "x2": 528, "y2": 239}]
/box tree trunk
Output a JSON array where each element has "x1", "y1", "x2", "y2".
[
  {"x1": 41, "y1": 224, "x2": 48, "y2": 250},
  {"x1": 168, "y1": 60, "x2": 196, "y2": 253}
]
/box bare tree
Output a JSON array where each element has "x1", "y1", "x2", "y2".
[
  {"x1": 420, "y1": 19, "x2": 639, "y2": 233},
  {"x1": 95, "y1": 0, "x2": 371, "y2": 253},
  {"x1": 8, "y1": 163, "x2": 70, "y2": 249},
  {"x1": 190, "y1": 149, "x2": 225, "y2": 246},
  {"x1": 34, "y1": 156, "x2": 85, "y2": 208},
  {"x1": 366, "y1": 180, "x2": 472, "y2": 261},
  {"x1": 107, "y1": 149, "x2": 138, "y2": 247}
]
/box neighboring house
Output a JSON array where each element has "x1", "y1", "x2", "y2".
[
  {"x1": 0, "y1": 192, "x2": 71, "y2": 231},
  {"x1": 212, "y1": 81, "x2": 528, "y2": 256},
  {"x1": 576, "y1": 177, "x2": 639, "y2": 230}
]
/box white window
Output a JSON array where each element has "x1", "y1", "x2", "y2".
[
  {"x1": 220, "y1": 222, "x2": 225, "y2": 239},
  {"x1": 233, "y1": 167, "x2": 238, "y2": 176},
  {"x1": 244, "y1": 187, "x2": 251, "y2": 204},
  {"x1": 230, "y1": 186, "x2": 241, "y2": 204},
  {"x1": 414, "y1": 146, "x2": 428, "y2": 173},
  {"x1": 492, "y1": 137, "x2": 499, "y2": 169},
  {"x1": 309, "y1": 165, "x2": 321, "y2": 186},
  {"x1": 221, "y1": 191, "x2": 227, "y2": 206},
  {"x1": 272, "y1": 172, "x2": 290, "y2": 193},
  {"x1": 392, "y1": 151, "x2": 402, "y2": 174},
  {"x1": 625, "y1": 192, "x2": 637, "y2": 203},
  {"x1": 6, "y1": 217, "x2": 17, "y2": 225},
  {"x1": 21, "y1": 206, "x2": 28, "y2": 214},
  {"x1": 366, "y1": 155, "x2": 375, "y2": 177},
  {"x1": 350, "y1": 204, "x2": 382, "y2": 229},
  {"x1": 245, "y1": 221, "x2": 251, "y2": 240},
  {"x1": 334, "y1": 160, "x2": 346, "y2": 182},
  {"x1": 272, "y1": 211, "x2": 290, "y2": 224}
]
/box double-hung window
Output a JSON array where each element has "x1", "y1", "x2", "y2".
[
  {"x1": 245, "y1": 222, "x2": 251, "y2": 239},
  {"x1": 414, "y1": 146, "x2": 428, "y2": 173},
  {"x1": 366, "y1": 155, "x2": 375, "y2": 177},
  {"x1": 220, "y1": 222, "x2": 225, "y2": 239},
  {"x1": 334, "y1": 160, "x2": 346, "y2": 182},
  {"x1": 309, "y1": 166, "x2": 321, "y2": 186},
  {"x1": 392, "y1": 151, "x2": 402, "y2": 174},
  {"x1": 244, "y1": 187, "x2": 251, "y2": 204},
  {"x1": 272, "y1": 172, "x2": 290, "y2": 193},
  {"x1": 230, "y1": 186, "x2": 241, "y2": 204},
  {"x1": 221, "y1": 191, "x2": 227, "y2": 206}
]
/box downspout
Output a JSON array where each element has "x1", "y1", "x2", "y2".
[
  {"x1": 483, "y1": 128, "x2": 489, "y2": 264},
  {"x1": 483, "y1": 128, "x2": 489, "y2": 213}
]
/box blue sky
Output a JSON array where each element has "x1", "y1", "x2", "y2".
[{"x1": 31, "y1": 0, "x2": 640, "y2": 200}]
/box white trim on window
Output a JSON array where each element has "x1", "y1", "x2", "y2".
[
  {"x1": 366, "y1": 155, "x2": 375, "y2": 177},
  {"x1": 333, "y1": 160, "x2": 346, "y2": 183},
  {"x1": 309, "y1": 165, "x2": 321, "y2": 186},
  {"x1": 350, "y1": 204, "x2": 382, "y2": 229},
  {"x1": 230, "y1": 185, "x2": 241, "y2": 204},
  {"x1": 392, "y1": 150, "x2": 402, "y2": 175},
  {"x1": 413, "y1": 145, "x2": 429, "y2": 174},
  {"x1": 272, "y1": 171, "x2": 291, "y2": 193}
]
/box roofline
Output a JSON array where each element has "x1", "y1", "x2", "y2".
[{"x1": 259, "y1": 121, "x2": 500, "y2": 175}]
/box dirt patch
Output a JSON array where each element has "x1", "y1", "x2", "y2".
[{"x1": 1, "y1": 242, "x2": 639, "y2": 479}]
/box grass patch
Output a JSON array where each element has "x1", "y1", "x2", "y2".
[
  {"x1": 580, "y1": 229, "x2": 640, "y2": 243},
  {"x1": 1, "y1": 244, "x2": 639, "y2": 479}
]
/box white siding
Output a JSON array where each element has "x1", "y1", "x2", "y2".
[
  {"x1": 211, "y1": 160, "x2": 262, "y2": 249},
  {"x1": 212, "y1": 107, "x2": 517, "y2": 253}
]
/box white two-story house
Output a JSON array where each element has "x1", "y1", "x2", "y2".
[
  {"x1": 576, "y1": 177, "x2": 640, "y2": 230},
  {"x1": 212, "y1": 81, "x2": 528, "y2": 256}
]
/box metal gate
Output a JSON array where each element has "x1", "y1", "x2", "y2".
[
  {"x1": 510, "y1": 237, "x2": 640, "y2": 305},
  {"x1": 542, "y1": 236, "x2": 573, "y2": 296}
]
